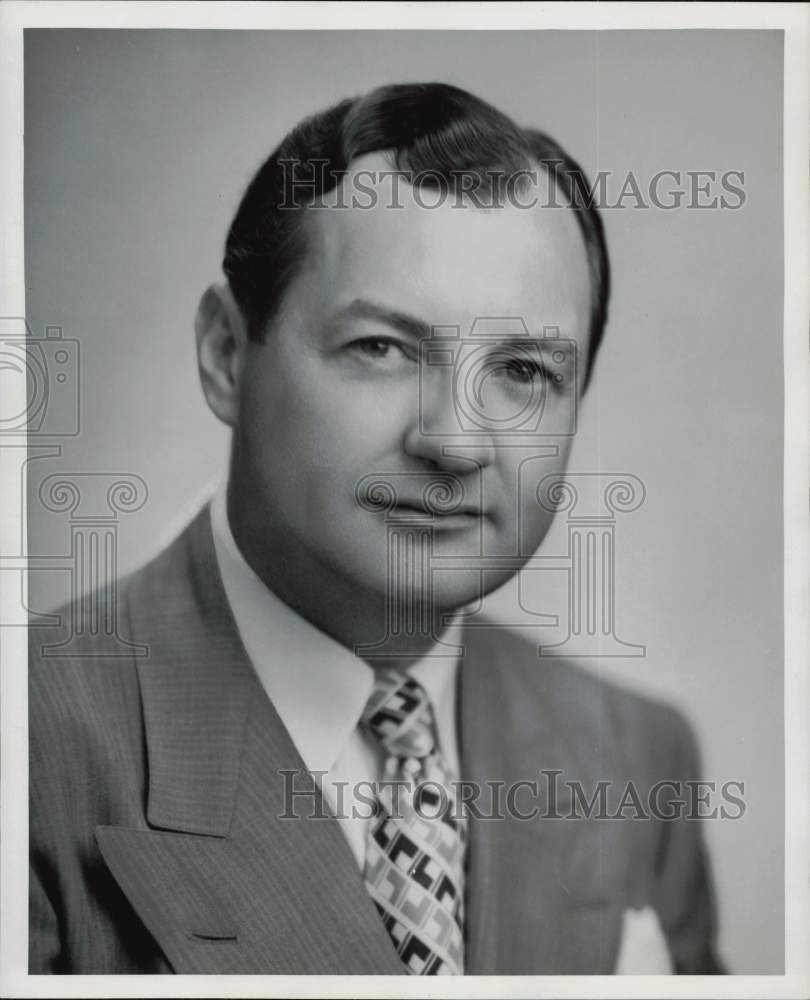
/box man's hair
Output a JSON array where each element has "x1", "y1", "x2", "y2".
[{"x1": 224, "y1": 82, "x2": 610, "y2": 387}]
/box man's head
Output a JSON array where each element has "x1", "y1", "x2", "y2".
[
  {"x1": 222, "y1": 82, "x2": 609, "y2": 386},
  {"x1": 196, "y1": 82, "x2": 610, "y2": 633}
]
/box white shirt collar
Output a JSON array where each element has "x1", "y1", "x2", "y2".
[{"x1": 209, "y1": 482, "x2": 460, "y2": 775}]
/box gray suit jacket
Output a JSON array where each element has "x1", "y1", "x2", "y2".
[{"x1": 29, "y1": 504, "x2": 722, "y2": 974}]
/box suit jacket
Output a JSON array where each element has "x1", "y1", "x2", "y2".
[{"x1": 29, "y1": 504, "x2": 722, "y2": 974}]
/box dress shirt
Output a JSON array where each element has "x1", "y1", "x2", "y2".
[{"x1": 209, "y1": 483, "x2": 462, "y2": 868}]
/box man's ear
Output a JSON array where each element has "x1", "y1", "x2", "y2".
[{"x1": 195, "y1": 283, "x2": 248, "y2": 427}]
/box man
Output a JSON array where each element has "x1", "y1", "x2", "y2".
[{"x1": 29, "y1": 83, "x2": 722, "y2": 975}]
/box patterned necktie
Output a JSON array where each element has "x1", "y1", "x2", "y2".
[{"x1": 360, "y1": 669, "x2": 466, "y2": 975}]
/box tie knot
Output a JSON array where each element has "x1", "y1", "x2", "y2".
[{"x1": 361, "y1": 670, "x2": 436, "y2": 760}]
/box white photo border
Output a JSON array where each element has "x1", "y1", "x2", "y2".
[{"x1": 1, "y1": 3, "x2": 807, "y2": 998}]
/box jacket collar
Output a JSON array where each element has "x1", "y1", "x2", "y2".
[{"x1": 129, "y1": 503, "x2": 256, "y2": 837}]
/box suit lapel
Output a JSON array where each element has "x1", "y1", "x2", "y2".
[
  {"x1": 459, "y1": 626, "x2": 627, "y2": 974},
  {"x1": 96, "y1": 506, "x2": 403, "y2": 974}
]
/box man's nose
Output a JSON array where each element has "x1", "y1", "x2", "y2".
[{"x1": 403, "y1": 374, "x2": 496, "y2": 474}]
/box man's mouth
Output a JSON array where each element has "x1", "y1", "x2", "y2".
[{"x1": 385, "y1": 500, "x2": 486, "y2": 528}]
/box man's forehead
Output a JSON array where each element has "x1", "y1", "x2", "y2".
[{"x1": 303, "y1": 151, "x2": 591, "y2": 333}]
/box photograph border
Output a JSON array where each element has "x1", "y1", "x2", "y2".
[{"x1": 1, "y1": 3, "x2": 808, "y2": 998}]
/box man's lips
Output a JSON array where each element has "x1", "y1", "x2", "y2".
[{"x1": 385, "y1": 500, "x2": 486, "y2": 520}]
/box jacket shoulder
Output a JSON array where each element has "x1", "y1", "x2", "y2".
[
  {"x1": 466, "y1": 620, "x2": 701, "y2": 775},
  {"x1": 28, "y1": 510, "x2": 203, "y2": 769}
]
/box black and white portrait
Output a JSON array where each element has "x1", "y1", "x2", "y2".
[{"x1": 1, "y1": 4, "x2": 807, "y2": 997}]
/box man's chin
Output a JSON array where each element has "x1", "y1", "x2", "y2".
[
  {"x1": 430, "y1": 567, "x2": 511, "y2": 612},
  {"x1": 348, "y1": 565, "x2": 495, "y2": 617},
  {"x1": 350, "y1": 526, "x2": 521, "y2": 614}
]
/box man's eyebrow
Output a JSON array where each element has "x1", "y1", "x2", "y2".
[
  {"x1": 331, "y1": 298, "x2": 433, "y2": 340},
  {"x1": 495, "y1": 335, "x2": 562, "y2": 349}
]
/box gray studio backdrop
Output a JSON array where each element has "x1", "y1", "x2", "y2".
[{"x1": 23, "y1": 29, "x2": 784, "y2": 973}]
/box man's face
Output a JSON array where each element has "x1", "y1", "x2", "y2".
[{"x1": 233, "y1": 153, "x2": 592, "y2": 611}]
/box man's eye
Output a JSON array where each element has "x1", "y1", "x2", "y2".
[
  {"x1": 350, "y1": 337, "x2": 413, "y2": 362},
  {"x1": 358, "y1": 338, "x2": 393, "y2": 357},
  {"x1": 495, "y1": 359, "x2": 545, "y2": 384}
]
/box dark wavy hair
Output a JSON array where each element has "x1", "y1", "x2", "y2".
[{"x1": 224, "y1": 82, "x2": 609, "y2": 387}]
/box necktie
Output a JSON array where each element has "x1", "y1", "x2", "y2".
[{"x1": 360, "y1": 669, "x2": 466, "y2": 975}]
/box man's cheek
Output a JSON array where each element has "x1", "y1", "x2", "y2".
[{"x1": 517, "y1": 506, "x2": 555, "y2": 555}]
